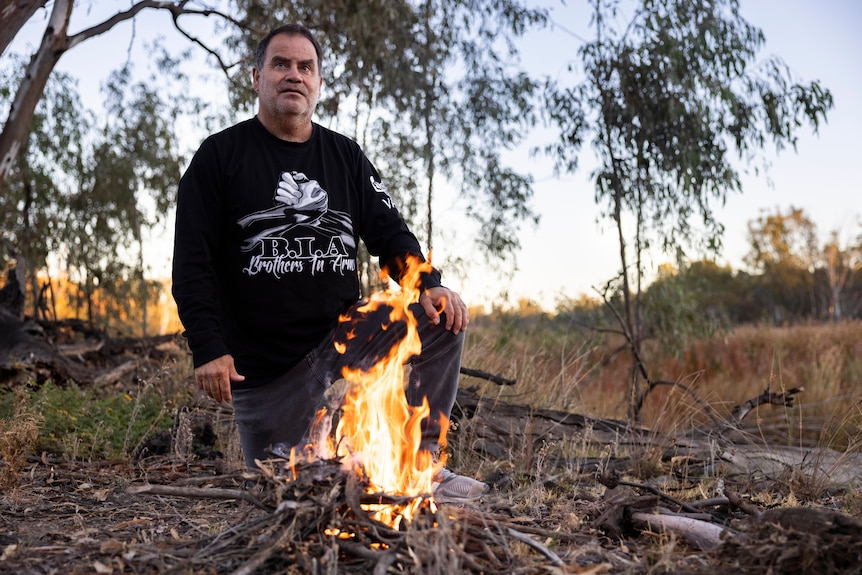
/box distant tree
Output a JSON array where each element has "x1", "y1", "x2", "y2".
[
  {"x1": 542, "y1": 0, "x2": 833, "y2": 421},
  {"x1": 640, "y1": 260, "x2": 738, "y2": 353},
  {"x1": 744, "y1": 206, "x2": 819, "y2": 273},
  {"x1": 745, "y1": 206, "x2": 819, "y2": 320},
  {"x1": 818, "y1": 228, "x2": 862, "y2": 321}
]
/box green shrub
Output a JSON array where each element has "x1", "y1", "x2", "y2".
[{"x1": 0, "y1": 380, "x2": 176, "y2": 460}]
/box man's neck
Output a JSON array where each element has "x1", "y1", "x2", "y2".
[{"x1": 257, "y1": 113, "x2": 313, "y2": 142}]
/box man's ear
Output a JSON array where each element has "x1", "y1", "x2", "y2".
[{"x1": 252, "y1": 68, "x2": 260, "y2": 92}]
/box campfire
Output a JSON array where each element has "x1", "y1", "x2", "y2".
[{"x1": 285, "y1": 255, "x2": 443, "y2": 529}]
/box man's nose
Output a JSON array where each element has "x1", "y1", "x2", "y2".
[{"x1": 284, "y1": 65, "x2": 303, "y2": 80}]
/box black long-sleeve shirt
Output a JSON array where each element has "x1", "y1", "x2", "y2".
[{"x1": 172, "y1": 118, "x2": 439, "y2": 384}]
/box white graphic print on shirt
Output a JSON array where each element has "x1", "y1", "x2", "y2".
[
  {"x1": 370, "y1": 175, "x2": 393, "y2": 209},
  {"x1": 238, "y1": 171, "x2": 356, "y2": 278}
]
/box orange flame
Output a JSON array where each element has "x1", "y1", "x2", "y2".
[{"x1": 305, "y1": 255, "x2": 443, "y2": 526}]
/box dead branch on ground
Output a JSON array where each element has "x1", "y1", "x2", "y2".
[{"x1": 127, "y1": 457, "x2": 574, "y2": 574}]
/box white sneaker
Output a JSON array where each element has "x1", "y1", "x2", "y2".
[{"x1": 432, "y1": 467, "x2": 488, "y2": 503}]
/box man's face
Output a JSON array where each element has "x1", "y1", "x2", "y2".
[{"x1": 253, "y1": 33, "x2": 322, "y2": 124}]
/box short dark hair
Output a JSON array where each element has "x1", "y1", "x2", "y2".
[{"x1": 255, "y1": 24, "x2": 323, "y2": 73}]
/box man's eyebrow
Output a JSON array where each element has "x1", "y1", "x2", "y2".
[{"x1": 269, "y1": 55, "x2": 316, "y2": 68}]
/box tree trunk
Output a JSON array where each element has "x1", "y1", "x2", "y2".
[
  {"x1": 0, "y1": 0, "x2": 73, "y2": 194},
  {"x1": 422, "y1": 0, "x2": 435, "y2": 253},
  {"x1": 0, "y1": 0, "x2": 47, "y2": 57}
]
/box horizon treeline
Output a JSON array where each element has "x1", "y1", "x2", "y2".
[{"x1": 2, "y1": 200, "x2": 859, "y2": 337}]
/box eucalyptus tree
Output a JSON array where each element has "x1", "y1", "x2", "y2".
[
  {"x1": 1, "y1": 0, "x2": 247, "y2": 316},
  {"x1": 0, "y1": 0, "x2": 253, "y2": 191},
  {"x1": 0, "y1": 58, "x2": 184, "y2": 333},
  {"x1": 542, "y1": 0, "x2": 833, "y2": 421},
  {"x1": 57, "y1": 68, "x2": 184, "y2": 334},
  {"x1": 423, "y1": 0, "x2": 546, "y2": 260}
]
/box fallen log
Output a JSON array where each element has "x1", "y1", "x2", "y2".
[
  {"x1": 56, "y1": 340, "x2": 104, "y2": 357},
  {"x1": 718, "y1": 444, "x2": 862, "y2": 485},
  {"x1": 453, "y1": 383, "x2": 862, "y2": 489},
  {"x1": 630, "y1": 510, "x2": 730, "y2": 551}
]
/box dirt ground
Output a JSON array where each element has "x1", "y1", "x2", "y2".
[
  {"x1": 1, "y1": 458, "x2": 260, "y2": 575},
  {"x1": 3, "y1": 453, "x2": 862, "y2": 575}
]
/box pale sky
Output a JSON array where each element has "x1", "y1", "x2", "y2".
[{"x1": 6, "y1": 1, "x2": 861, "y2": 311}]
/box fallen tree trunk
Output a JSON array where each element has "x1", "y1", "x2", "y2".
[
  {"x1": 453, "y1": 385, "x2": 862, "y2": 488},
  {"x1": 0, "y1": 317, "x2": 185, "y2": 386}
]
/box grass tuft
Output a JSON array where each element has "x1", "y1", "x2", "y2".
[{"x1": 0, "y1": 388, "x2": 42, "y2": 488}]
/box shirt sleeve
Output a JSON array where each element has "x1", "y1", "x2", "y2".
[
  {"x1": 354, "y1": 153, "x2": 443, "y2": 291},
  {"x1": 171, "y1": 137, "x2": 231, "y2": 367}
]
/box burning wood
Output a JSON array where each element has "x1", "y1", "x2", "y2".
[{"x1": 129, "y1": 456, "x2": 569, "y2": 574}]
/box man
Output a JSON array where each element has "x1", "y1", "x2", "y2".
[{"x1": 172, "y1": 24, "x2": 487, "y2": 502}]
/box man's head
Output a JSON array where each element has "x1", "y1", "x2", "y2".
[
  {"x1": 253, "y1": 24, "x2": 323, "y2": 140},
  {"x1": 255, "y1": 24, "x2": 322, "y2": 74}
]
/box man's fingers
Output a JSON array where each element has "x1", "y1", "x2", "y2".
[
  {"x1": 421, "y1": 296, "x2": 441, "y2": 325},
  {"x1": 443, "y1": 295, "x2": 456, "y2": 331},
  {"x1": 422, "y1": 287, "x2": 469, "y2": 334},
  {"x1": 446, "y1": 294, "x2": 468, "y2": 334},
  {"x1": 194, "y1": 355, "x2": 243, "y2": 404}
]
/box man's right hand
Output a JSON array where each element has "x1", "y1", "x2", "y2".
[{"x1": 194, "y1": 354, "x2": 245, "y2": 404}]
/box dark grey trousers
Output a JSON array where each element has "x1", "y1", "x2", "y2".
[{"x1": 231, "y1": 301, "x2": 464, "y2": 470}]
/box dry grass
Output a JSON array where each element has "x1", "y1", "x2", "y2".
[
  {"x1": 462, "y1": 317, "x2": 862, "y2": 449},
  {"x1": 0, "y1": 389, "x2": 41, "y2": 489},
  {"x1": 454, "y1": 316, "x2": 862, "y2": 551}
]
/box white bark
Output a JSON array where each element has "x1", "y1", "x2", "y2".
[
  {"x1": 630, "y1": 511, "x2": 729, "y2": 550},
  {"x1": 0, "y1": 0, "x2": 72, "y2": 191}
]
